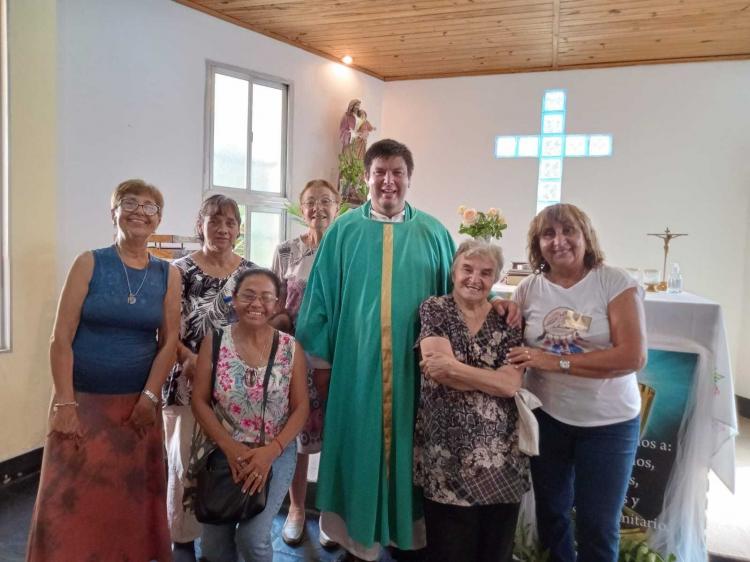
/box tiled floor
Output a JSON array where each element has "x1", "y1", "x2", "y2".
[
  {"x1": 2, "y1": 436, "x2": 748, "y2": 562},
  {"x1": 0, "y1": 473, "x2": 372, "y2": 562},
  {"x1": 706, "y1": 415, "x2": 750, "y2": 560},
  {"x1": 0, "y1": 473, "x2": 37, "y2": 562}
]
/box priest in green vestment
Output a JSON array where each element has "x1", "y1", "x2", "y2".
[{"x1": 296, "y1": 139, "x2": 455, "y2": 560}]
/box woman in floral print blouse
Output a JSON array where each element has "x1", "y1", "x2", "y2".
[
  {"x1": 414, "y1": 239, "x2": 530, "y2": 562},
  {"x1": 191, "y1": 267, "x2": 309, "y2": 562}
]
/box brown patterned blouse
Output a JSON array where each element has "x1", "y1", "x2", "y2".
[{"x1": 413, "y1": 294, "x2": 531, "y2": 506}]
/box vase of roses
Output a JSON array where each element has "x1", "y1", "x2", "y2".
[{"x1": 457, "y1": 205, "x2": 508, "y2": 241}]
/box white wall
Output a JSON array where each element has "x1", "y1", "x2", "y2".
[
  {"x1": 382, "y1": 62, "x2": 750, "y2": 397},
  {"x1": 57, "y1": 0, "x2": 383, "y2": 280},
  {"x1": 51, "y1": 0, "x2": 750, "y2": 401},
  {"x1": 0, "y1": 0, "x2": 58, "y2": 462}
]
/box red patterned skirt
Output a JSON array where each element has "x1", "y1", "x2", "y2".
[{"x1": 26, "y1": 392, "x2": 171, "y2": 562}]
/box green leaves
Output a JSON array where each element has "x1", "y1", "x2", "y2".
[
  {"x1": 458, "y1": 210, "x2": 508, "y2": 240},
  {"x1": 338, "y1": 151, "x2": 368, "y2": 200}
]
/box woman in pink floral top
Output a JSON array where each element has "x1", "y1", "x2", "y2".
[{"x1": 190, "y1": 268, "x2": 309, "y2": 562}]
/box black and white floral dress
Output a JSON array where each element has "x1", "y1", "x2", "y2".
[
  {"x1": 413, "y1": 294, "x2": 531, "y2": 506},
  {"x1": 162, "y1": 255, "x2": 252, "y2": 406}
]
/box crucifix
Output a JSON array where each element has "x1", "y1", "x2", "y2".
[
  {"x1": 494, "y1": 89, "x2": 614, "y2": 214},
  {"x1": 648, "y1": 227, "x2": 688, "y2": 288}
]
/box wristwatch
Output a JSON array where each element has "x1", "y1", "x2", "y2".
[{"x1": 559, "y1": 357, "x2": 571, "y2": 374}]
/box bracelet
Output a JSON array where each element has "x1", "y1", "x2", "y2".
[
  {"x1": 141, "y1": 389, "x2": 160, "y2": 406},
  {"x1": 273, "y1": 438, "x2": 284, "y2": 456},
  {"x1": 52, "y1": 401, "x2": 78, "y2": 412}
]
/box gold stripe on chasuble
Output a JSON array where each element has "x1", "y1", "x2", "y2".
[{"x1": 380, "y1": 224, "x2": 394, "y2": 479}]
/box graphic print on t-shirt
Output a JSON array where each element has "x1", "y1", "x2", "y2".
[{"x1": 537, "y1": 307, "x2": 593, "y2": 354}]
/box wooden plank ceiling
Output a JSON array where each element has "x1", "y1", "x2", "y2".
[{"x1": 176, "y1": 0, "x2": 750, "y2": 80}]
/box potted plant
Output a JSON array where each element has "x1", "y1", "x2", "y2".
[{"x1": 338, "y1": 150, "x2": 368, "y2": 205}]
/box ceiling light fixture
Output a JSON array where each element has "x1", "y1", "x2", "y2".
[{"x1": 341, "y1": 55, "x2": 353, "y2": 65}]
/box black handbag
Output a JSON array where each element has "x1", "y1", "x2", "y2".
[{"x1": 195, "y1": 327, "x2": 280, "y2": 525}]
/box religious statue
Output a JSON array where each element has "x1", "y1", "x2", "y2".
[{"x1": 338, "y1": 99, "x2": 376, "y2": 205}]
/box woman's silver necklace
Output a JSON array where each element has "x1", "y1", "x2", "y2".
[
  {"x1": 116, "y1": 246, "x2": 149, "y2": 304},
  {"x1": 251, "y1": 332, "x2": 272, "y2": 367}
]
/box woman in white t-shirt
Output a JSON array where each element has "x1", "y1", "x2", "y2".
[{"x1": 508, "y1": 203, "x2": 646, "y2": 562}]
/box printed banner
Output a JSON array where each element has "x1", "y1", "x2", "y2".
[{"x1": 621, "y1": 349, "x2": 698, "y2": 544}]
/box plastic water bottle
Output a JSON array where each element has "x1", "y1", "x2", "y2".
[
  {"x1": 667, "y1": 263, "x2": 683, "y2": 293},
  {"x1": 223, "y1": 294, "x2": 237, "y2": 324}
]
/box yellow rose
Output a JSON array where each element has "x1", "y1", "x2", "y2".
[
  {"x1": 457, "y1": 205, "x2": 466, "y2": 215},
  {"x1": 487, "y1": 207, "x2": 498, "y2": 217},
  {"x1": 462, "y1": 208, "x2": 478, "y2": 225}
]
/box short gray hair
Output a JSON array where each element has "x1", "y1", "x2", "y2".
[{"x1": 451, "y1": 239, "x2": 504, "y2": 283}]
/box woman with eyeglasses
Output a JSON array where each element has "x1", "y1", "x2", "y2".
[
  {"x1": 189, "y1": 267, "x2": 309, "y2": 562},
  {"x1": 270, "y1": 179, "x2": 340, "y2": 547},
  {"x1": 161, "y1": 194, "x2": 254, "y2": 561},
  {"x1": 27, "y1": 179, "x2": 181, "y2": 561}
]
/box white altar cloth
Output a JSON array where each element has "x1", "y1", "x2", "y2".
[{"x1": 643, "y1": 291, "x2": 738, "y2": 492}]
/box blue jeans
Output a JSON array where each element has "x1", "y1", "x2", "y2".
[
  {"x1": 201, "y1": 441, "x2": 297, "y2": 562},
  {"x1": 531, "y1": 410, "x2": 639, "y2": 562}
]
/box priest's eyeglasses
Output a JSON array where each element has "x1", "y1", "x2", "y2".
[
  {"x1": 235, "y1": 292, "x2": 279, "y2": 305},
  {"x1": 301, "y1": 197, "x2": 336, "y2": 209},
  {"x1": 119, "y1": 198, "x2": 161, "y2": 216}
]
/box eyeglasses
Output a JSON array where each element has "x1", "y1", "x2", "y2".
[
  {"x1": 235, "y1": 292, "x2": 279, "y2": 305},
  {"x1": 119, "y1": 198, "x2": 160, "y2": 216},
  {"x1": 301, "y1": 197, "x2": 336, "y2": 209}
]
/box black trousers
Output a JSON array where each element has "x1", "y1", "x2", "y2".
[{"x1": 423, "y1": 498, "x2": 520, "y2": 562}]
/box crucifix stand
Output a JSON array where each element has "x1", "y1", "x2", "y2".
[{"x1": 647, "y1": 228, "x2": 688, "y2": 291}]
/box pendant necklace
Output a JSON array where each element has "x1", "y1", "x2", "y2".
[
  {"x1": 116, "y1": 245, "x2": 150, "y2": 304},
  {"x1": 252, "y1": 331, "x2": 272, "y2": 367}
]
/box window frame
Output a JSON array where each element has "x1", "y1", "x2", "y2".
[
  {"x1": 0, "y1": 0, "x2": 10, "y2": 352},
  {"x1": 203, "y1": 60, "x2": 293, "y2": 265}
]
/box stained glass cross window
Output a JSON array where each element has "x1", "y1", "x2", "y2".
[{"x1": 494, "y1": 89, "x2": 613, "y2": 214}]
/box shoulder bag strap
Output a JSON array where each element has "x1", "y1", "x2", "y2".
[
  {"x1": 258, "y1": 330, "x2": 280, "y2": 445},
  {"x1": 210, "y1": 328, "x2": 224, "y2": 405}
]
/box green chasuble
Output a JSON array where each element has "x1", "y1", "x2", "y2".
[{"x1": 296, "y1": 201, "x2": 456, "y2": 550}]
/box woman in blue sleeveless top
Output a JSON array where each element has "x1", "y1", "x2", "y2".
[{"x1": 27, "y1": 179, "x2": 181, "y2": 562}]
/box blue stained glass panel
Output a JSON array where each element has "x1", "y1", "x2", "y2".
[
  {"x1": 542, "y1": 136, "x2": 564, "y2": 157},
  {"x1": 589, "y1": 135, "x2": 613, "y2": 156},
  {"x1": 543, "y1": 90, "x2": 566, "y2": 112},
  {"x1": 518, "y1": 136, "x2": 540, "y2": 157},
  {"x1": 495, "y1": 136, "x2": 518, "y2": 158},
  {"x1": 542, "y1": 113, "x2": 565, "y2": 134},
  {"x1": 565, "y1": 135, "x2": 588, "y2": 156},
  {"x1": 539, "y1": 158, "x2": 563, "y2": 180}
]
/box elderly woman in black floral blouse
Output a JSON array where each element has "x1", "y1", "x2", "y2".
[{"x1": 414, "y1": 239, "x2": 529, "y2": 562}]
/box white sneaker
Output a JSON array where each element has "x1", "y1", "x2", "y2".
[
  {"x1": 282, "y1": 512, "x2": 305, "y2": 545},
  {"x1": 319, "y1": 525, "x2": 338, "y2": 548}
]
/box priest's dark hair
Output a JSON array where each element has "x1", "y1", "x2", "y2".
[
  {"x1": 364, "y1": 138, "x2": 414, "y2": 178},
  {"x1": 233, "y1": 267, "x2": 282, "y2": 298},
  {"x1": 527, "y1": 203, "x2": 605, "y2": 273}
]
